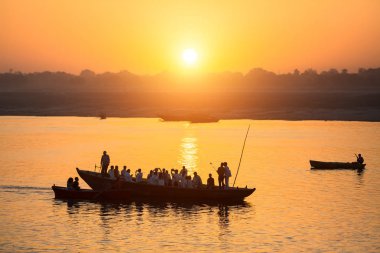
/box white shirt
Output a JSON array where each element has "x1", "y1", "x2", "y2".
[
  {"x1": 150, "y1": 174, "x2": 159, "y2": 185},
  {"x1": 135, "y1": 172, "x2": 143, "y2": 183},
  {"x1": 124, "y1": 171, "x2": 132, "y2": 182},
  {"x1": 172, "y1": 174, "x2": 181, "y2": 184},
  {"x1": 108, "y1": 168, "x2": 115, "y2": 179}
]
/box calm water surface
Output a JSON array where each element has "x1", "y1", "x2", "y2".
[{"x1": 0, "y1": 117, "x2": 379, "y2": 252}]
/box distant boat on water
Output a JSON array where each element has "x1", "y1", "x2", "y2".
[
  {"x1": 99, "y1": 113, "x2": 107, "y2": 120},
  {"x1": 159, "y1": 111, "x2": 219, "y2": 123},
  {"x1": 310, "y1": 160, "x2": 366, "y2": 170}
]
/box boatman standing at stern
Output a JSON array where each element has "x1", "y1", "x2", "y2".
[{"x1": 101, "y1": 151, "x2": 110, "y2": 176}]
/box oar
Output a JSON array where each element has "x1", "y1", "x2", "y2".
[{"x1": 232, "y1": 124, "x2": 251, "y2": 187}]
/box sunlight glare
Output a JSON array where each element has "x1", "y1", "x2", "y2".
[{"x1": 182, "y1": 48, "x2": 198, "y2": 66}]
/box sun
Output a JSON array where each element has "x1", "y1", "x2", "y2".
[{"x1": 182, "y1": 48, "x2": 198, "y2": 66}]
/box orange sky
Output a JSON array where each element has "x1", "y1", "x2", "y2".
[{"x1": 1, "y1": 0, "x2": 380, "y2": 74}]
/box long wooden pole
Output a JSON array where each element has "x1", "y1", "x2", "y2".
[{"x1": 233, "y1": 125, "x2": 251, "y2": 187}]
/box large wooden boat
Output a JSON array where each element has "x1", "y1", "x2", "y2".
[
  {"x1": 310, "y1": 160, "x2": 366, "y2": 170},
  {"x1": 76, "y1": 168, "x2": 255, "y2": 202}
]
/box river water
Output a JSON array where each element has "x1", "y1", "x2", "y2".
[{"x1": 0, "y1": 117, "x2": 379, "y2": 252}]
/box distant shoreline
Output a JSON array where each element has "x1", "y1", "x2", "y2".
[{"x1": 1, "y1": 91, "x2": 380, "y2": 122}]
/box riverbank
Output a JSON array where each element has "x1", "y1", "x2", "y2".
[{"x1": 1, "y1": 91, "x2": 380, "y2": 121}]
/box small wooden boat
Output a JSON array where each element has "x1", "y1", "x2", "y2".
[
  {"x1": 76, "y1": 168, "x2": 255, "y2": 202},
  {"x1": 310, "y1": 160, "x2": 366, "y2": 170},
  {"x1": 52, "y1": 185, "x2": 99, "y2": 199},
  {"x1": 159, "y1": 112, "x2": 219, "y2": 123}
]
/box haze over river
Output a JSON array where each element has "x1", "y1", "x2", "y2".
[{"x1": 0, "y1": 117, "x2": 379, "y2": 252}]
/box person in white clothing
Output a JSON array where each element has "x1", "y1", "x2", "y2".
[
  {"x1": 123, "y1": 169, "x2": 133, "y2": 182},
  {"x1": 151, "y1": 171, "x2": 159, "y2": 185},
  {"x1": 135, "y1": 168, "x2": 143, "y2": 183},
  {"x1": 121, "y1": 166, "x2": 127, "y2": 178},
  {"x1": 180, "y1": 174, "x2": 188, "y2": 188},
  {"x1": 171, "y1": 169, "x2": 181, "y2": 187},
  {"x1": 224, "y1": 162, "x2": 232, "y2": 189},
  {"x1": 108, "y1": 166, "x2": 115, "y2": 179},
  {"x1": 158, "y1": 173, "x2": 165, "y2": 186}
]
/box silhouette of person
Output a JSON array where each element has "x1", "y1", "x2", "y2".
[
  {"x1": 217, "y1": 163, "x2": 225, "y2": 190},
  {"x1": 224, "y1": 162, "x2": 231, "y2": 189},
  {"x1": 67, "y1": 177, "x2": 74, "y2": 190},
  {"x1": 356, "y1": 154, "x2": 364, "y2": 164},
  {"x1": 72, "y1": 177, "x2": 80, "y2": 190},
  {"x1": 100, "y1": 151, "x2": 110, "y2": 176},
  {"x1": 207, "y1": 173, "x2": 215, "y2": 189}
]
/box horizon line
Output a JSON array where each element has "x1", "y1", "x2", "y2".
[{"x1": 2, "y1": 66, "x2": 380, "y2": 76}]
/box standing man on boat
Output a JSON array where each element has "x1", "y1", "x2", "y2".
[
  {"x1": 100, "y1": 151, "x2": 110, "y2": 176},
  {"x1": 224, "y1": 162, "x2": 232, "y2": 189},
  {"x1": 217, "y1": 163, "x2": 225, "y2": 190}
]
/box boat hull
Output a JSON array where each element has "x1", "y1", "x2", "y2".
[
  {"x1": 310, "y1": 160, "x2": 366, "y2": 170},
  {"x1": 52, "y1": 185, "x2": 99, "y2": 199},
  {"x1": 76, "y1": 168, "x2": 255, "y2": 202}
]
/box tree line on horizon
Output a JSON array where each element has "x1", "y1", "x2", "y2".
[{"x1": 0, "y1": 67, "x2": 379, "y2": 93}]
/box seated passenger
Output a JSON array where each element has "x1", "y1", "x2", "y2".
[
  {"x1": 151, "y1": 171, "x2": 159, "y2": 185},
  {"x1": 66, "y1": 177, "x2": 74, "y2": 190},
  {"x1": 356, "y1": 154, "x2": 364, "y2": 164},
  {"x1": 72, "y1": 177, "x2": 80, "y2": 190},
  {"x1": 185, "y1": 176, "x2": 193, "y2": 188},
  {"x1": 135, "y1": 168, "x2": 143, "y2": 183},
  {"x1": 158, "y1": 173, "x2": 165, "y2": 186},
  {"x1": 114, "y1": 165, "x2": 120, "y2": 178},
  {"x1": 171, "y1": 169, "x2": 181, "y2": 187},
  {"x1": 108, "y1": 166, "x2": 115, "y2": 179},
  {"x1": 164, "y1": 170, "x2": 172, "y2": 186},
  {"x1": 121, "y1": 166, "x2": 127, "y2": 178},
  {"x1": 207, "y1": 174, "x2": 215, "y2": 189},
  {"x1": 148, "y1": 171, "x2": 159, "y2": 185},
  {"x1": 123, "y1": 169, "x2": 133, "y2": 182},
  {"x1": 147, "y1": 170, "x2": 154, "y2": 184},
  {"x1": 192, "y1": 172, "x2": 203, "y2": 189}
]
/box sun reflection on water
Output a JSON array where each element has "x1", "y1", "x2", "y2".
[{"x1": 178, "y1": 136, "x2": 198, "y2": 173}]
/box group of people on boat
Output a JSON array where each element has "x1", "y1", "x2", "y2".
[
  {"x1": 99, "y1": 151, "x2": 232, "y2": 190},
  {"x1": 66, "y1": 177, "x2": 80, "y2": 190}
]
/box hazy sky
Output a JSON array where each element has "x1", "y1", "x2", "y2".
[{"x1": 1, "y1": 0, "x2": 380, "y2": 74}]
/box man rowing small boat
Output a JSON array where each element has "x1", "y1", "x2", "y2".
[{"x1": 356, "y1": 154, "x2": 364, "y2": 164}]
